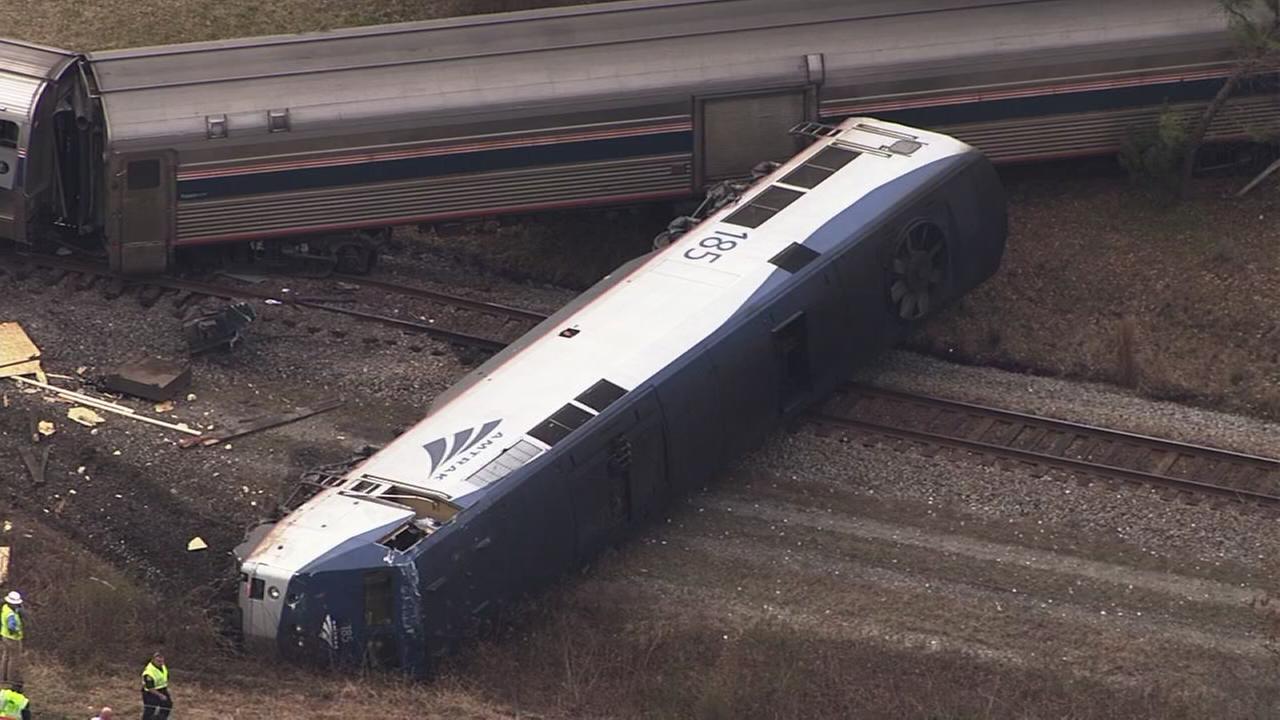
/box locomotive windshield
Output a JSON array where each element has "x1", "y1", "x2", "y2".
[{"x1": 0, "y1": 120, "x2": 16, "y2": 148}]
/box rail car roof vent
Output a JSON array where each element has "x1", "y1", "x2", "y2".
[
  {"x1": 780, "y1": 145, "x2": 861, "y2": 190},
  {"x1": 205, "y1": 114, "x2": 227, "y2": 140},
  {"x1": 575, "y1": 379, "x2": 627, "y2": 413},
  {"x1": 529, "y1": 403, "x2": 594, "y2": 447},
  {"x1": 462, "y1": 440, "x2": 543, "y2": 489},
  {"x1": 724, "y1": 186, "x2": 804, "y2": 229},
  {"x1": 267, "y1": 109, "x2": 290, "y2": 133},
  {"x1": 769, "y1": 242, "x2": 820, "y2": 273}
]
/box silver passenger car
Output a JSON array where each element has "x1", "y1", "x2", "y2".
[{"x1": 0, "y1": 0, "x2": 1264, "y2": 273}]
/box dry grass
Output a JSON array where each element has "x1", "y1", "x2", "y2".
[
  {"x1": 429, "y1": 578, "x2": 1279, "y2": 720},
  {"x1": 7, "y1": 0, "x2": 592, "y2": 51},
  {"x1": 916, "y1": 169, "x2": 1280, "y2": 421},
  {"x1": 10, "y1": 486, "x2": 1280, "y2": 719}
]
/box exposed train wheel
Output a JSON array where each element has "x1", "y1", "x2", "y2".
[
  {"x1": 334, "y1": 242, "x2": 378, "y2": 275},
  {"x1": 889, "y1": 220, "x2": 947, "y2": 321}
]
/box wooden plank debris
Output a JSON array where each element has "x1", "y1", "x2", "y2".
[
  {"x1": 17, "y1": 445, "x2": 49, "y2": 486},
  {"x1": 0, "y1": 323, "x2": 44, "y2": 382},
  {"x1": 10, "y1": 376, "x2": 202, "y2": 436}
]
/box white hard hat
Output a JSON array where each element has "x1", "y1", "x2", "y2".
[{"x1": 4, "y1": 592, "x2": 21, "y2": 606}]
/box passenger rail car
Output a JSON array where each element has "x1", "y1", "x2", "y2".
[
  {"x1": 234, "y1": 118, "x2": 1007, "y2": 674},
  {"x1": 0, "y1": 0, "x2": 1263, "y2": 274}
]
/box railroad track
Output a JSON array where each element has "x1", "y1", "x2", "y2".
[
  {"x1": 12, "y1": 249, "x2": 1277, "y2": 510},
  {"x1": 814, "y1": 385, "x2": 1280, "y2": 510},
  {"x1": 0, "y1": 252, "x2": 544, "y2": 352}
]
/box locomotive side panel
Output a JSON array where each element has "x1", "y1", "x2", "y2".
[
  {"x1": 654, "y1": 352, "x2": 724, "y2": 495},
  {"x1": 564, "y1": 388, "x2": 669, "y2": 557}
]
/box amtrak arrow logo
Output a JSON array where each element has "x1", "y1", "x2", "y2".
[{"x1": 422, "y1": 420, "x2": 502, "y2": 476}]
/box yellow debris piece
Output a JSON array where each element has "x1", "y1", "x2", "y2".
[
  {"x1": 36, "y1": 420, "x2": 55, "y2": 436},
  {"x1": 0, "y1": 323, "x2": 45, "y2": 383},
  {"x1": 67, "y1": 406, "x2": 107, "y2": 427},
  {"x1": 187, "y1": 537, "x2": 208, "y2": 552}
]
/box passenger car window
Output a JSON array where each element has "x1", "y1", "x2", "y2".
[
  {"x1": 0, "y1": 120, "x2": 17, "y2": 148},
  {"x1": 127, "y1": 159, "x2": 161, "y2": 190}
]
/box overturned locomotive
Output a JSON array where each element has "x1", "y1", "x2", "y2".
[{"x1": 234, "y1": 117, "x2": 1007, "y2": 674}]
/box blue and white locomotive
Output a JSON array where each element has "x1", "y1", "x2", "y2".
[{"x1": 235, "y1": 118, "x2": 1007, "y2": 674}]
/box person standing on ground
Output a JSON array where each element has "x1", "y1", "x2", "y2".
[
  {"x1": 0, "y1": 592, "x2": 23, "y2": 683},
  {"x1": 0, "y1": 680, "x2": 31, "y2": 720},
  {"x1": 140, "y1": 652, "x2": 172, "y2": 720}
]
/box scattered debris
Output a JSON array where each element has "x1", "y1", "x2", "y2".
[
  {"x1": 186, "y1": 393, "x2": 197, "y2": 402},
  {"x1": 218, "y1": 271, "x2": 268, "y2": 285},
  {"x1": 104, "y1": 357, "x2": 192, "y2": 402},
  {"x1": 187, "y1": 537, "x2": 208, "y2": 552},
  {"x1": 17, "y1": 445, "x2": 49, "y2": 486},
  {"x1": 11, "y1": 376, "x2": 202, "y2": 437},
  {"x1": 0, "y1": 323, "x2": 44, "y2": 382},
  {"x1": 1237, "y1": 156, "x2": 1280, "y2": 197},
  {"x1": 36, "y1": 421, "x2": 54, "y2": 437},
  {"x1": 180, "y1": 400, "x2": 344, "y2": 448},
  {"x1": 88, "y1": 576, "x2": 116, "y2": 590},
  {"x1": 67, "y1": 407, "x2": 107, "y2": 427},
  {"x1": 0, "y1": 547, "x2": 9, "y2": 584},
  {"x1": 153, "y1": 401, "x2": 175, "y2": 413},
  {"x1": 183, "y1": 302, "x2": 257, "y2": 353}
]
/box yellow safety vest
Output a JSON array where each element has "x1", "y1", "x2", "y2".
[
  {"x1": 142, "y1": 661, "x2": 168, "y2": 691},
  {"x1": 0, "y1": 605, "x2": 21, "y2": 641},
  {"x1": 0, "y1": 688, "x2": 27, "y2": 718}
]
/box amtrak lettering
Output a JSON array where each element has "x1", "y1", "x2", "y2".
[{"x1": 421, "y1": 419, "x2": 503, "y2": 480}]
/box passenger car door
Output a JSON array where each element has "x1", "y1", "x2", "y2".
[{"x1": 111, "y1": 151, "x2": 174, "y2": 273}]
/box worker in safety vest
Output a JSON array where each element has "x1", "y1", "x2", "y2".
[
  {"x1": 0, "y1": 681, "x2": 31, "y2": 720},
  {"x1": 140, "y1": 651, "x2": 172, "y2": 720},
  {"x1": 0, "y1": 593, "x2": 23, "y2": 683}
]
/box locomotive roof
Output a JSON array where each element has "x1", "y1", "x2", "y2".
[
  {"x1": 351, "y1": 118, "x2": 971, "y2": 504},
  {"x1": 83, "y1": 0, "x2": 1230, "y2": 149},
  {"x1": 244, "y1": 117, "x2": 981, "y2": 576}
]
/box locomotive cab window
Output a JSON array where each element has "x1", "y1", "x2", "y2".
[
  {"x1": 126, "y1": 159, "x2": 160, "y2": 190},
  {"x1": 0, "y1": 120, "x2": 17, "y2": 148}
]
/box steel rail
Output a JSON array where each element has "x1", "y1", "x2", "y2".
[
  {"x1": 332, "y1": 273, "x2": 549, "y2": 323},
  {"x1": 0, "y1": 253, "x2": 511, "y2": 352},
  {"x1": 817, "y1": 384, "x2": 1280, "y2": 508}
]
